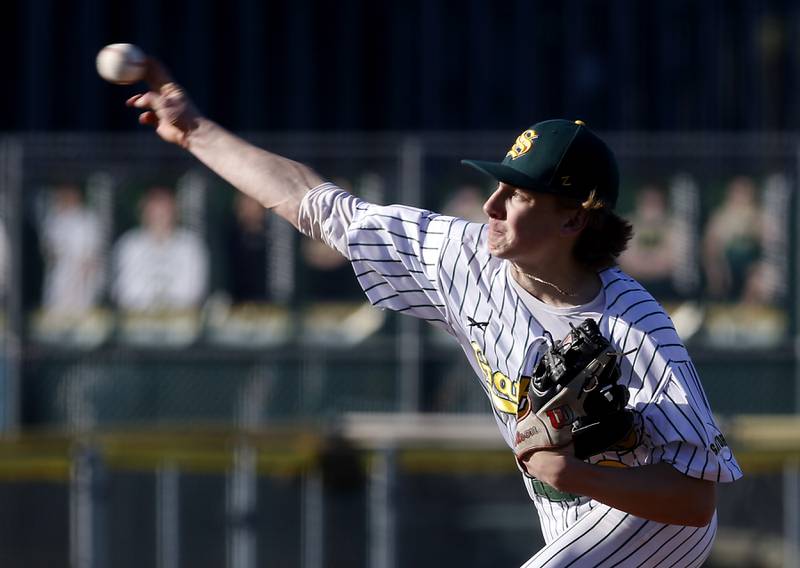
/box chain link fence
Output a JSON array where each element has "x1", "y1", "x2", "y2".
[{"x1": 0, "y1": 132, "x2": 799, "y2": 566}]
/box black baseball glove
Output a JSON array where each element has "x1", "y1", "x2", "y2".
[{"x1": 514, "y1": 318, "x2": 636, "y2": 467}]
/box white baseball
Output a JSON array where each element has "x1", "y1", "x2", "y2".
[{"x1": 96, "y1": 43, "x2": 147, "y2": 85}]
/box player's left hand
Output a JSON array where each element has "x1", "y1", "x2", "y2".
[{"x1": 521, "y1": 446, "x2": 589, "y2": 493}]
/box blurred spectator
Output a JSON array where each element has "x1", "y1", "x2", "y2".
[
  {"x1": 302, "y1": 238, "x2": 361, "y2": 300},
  {"x1": 618, "y1": 185, "x2": 676, "y2": 299},
  {"x1": 741, "y1": 260, "x2": 777, "y2": 305},
  {"x1": 299, "y1": 175, "x2": 384, "y2": 346},
  {"x1": 702, "y1": 176, "x2": 763, "y2": 301},
  {"x1": 227, "y1": 194, "x2": 271, "y2": 303},
  {"x1": 112, "y1": 186, "x2": 209, "y2": 312},
  {"x1": 39, "y1": 184, "x2": 104, "y2": 316},
  {"x1": 441, "y1": 184, "x2": 487, "y2": 222}
]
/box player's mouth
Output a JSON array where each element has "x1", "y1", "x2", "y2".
[
  {"x1": 488, "y1": 220, "x2": 504, "y2": 235},
  {"x1": 488, "y1": 223, "x2": 505, "y2": 240}
]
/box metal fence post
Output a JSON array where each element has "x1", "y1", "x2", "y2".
[
  {"x1": 368, "y1": 447, "x2": 397, "y2": 568},
  {"x1": 397, "y1": 137, "x2": 424, "y2": 413},
  {"x1": 227, "y1": 443, "x2": 257, "y2": 568},
  {"x1": 796, "y1": 144, "x2": 800, "y2": 415},
  {"x1": 787, "y1": 141, "x2": 800, "y2": 568},
  {"x1": 784, "y1": 459, "x2": 800, "y2": 568},
  {"x1": 1, "y1": 137, "x2": 23, "y2": 432},
  {"x1": 301, "y1": 467, "x2": 324, "y2": 568},
  {"x1": 157, "y1": 462, "x2": 180, "y2": 568},
  {"x1": 228, "y1": 373, "x2": 267, "y2": 568},
  {"x1": 70, "y1": 444, "x2": 107, "y2": 568}
]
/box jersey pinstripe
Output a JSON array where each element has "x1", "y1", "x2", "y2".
[
  {"x1": 521, "y1": 507, "x2": 718, "y2": 568},
  {"x1": 306, "y1": 185, "x2": 742, "y2": 566}
]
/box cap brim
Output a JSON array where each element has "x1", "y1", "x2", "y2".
[{"x1": 461, "y1": 159, "x2": 546, "y2": 193}]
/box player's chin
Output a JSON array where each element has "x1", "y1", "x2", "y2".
[
  {"x1": 486, "y1": 236, "x2": 507, "y2": 257},
  {"x1": 487, "y1": 241, "x2": 512, "y2": 259}
]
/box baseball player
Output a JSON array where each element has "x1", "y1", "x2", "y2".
[{"x1": 128, "y1": 60, "x2": 742, "y2": 567}]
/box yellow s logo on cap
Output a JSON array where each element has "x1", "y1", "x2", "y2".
[{"x1": 506, "y1": 129, "x2": 538, "y2": 160}]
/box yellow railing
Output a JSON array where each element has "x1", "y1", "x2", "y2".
[{"x1": 0, "y1": 413, "x2": 794, "y2": 481}]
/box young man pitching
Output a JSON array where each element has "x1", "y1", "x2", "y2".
[{"x1": 126, "y1": 58, "x2": 741, "y2": 567}]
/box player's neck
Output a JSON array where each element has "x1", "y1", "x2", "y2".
[{"x1": 509, "y1": 259, "x2": 600, "y2": 307}]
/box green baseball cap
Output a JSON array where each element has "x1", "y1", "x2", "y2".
[{"x1": 461, "y1": 119, "x2": 619, "y2": 209}]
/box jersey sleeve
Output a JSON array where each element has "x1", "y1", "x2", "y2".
[
  {"x1": 602, "y1": 270, "x2": 742, "y2": 484},
  {"x1": 344, "y1": 201, "x2": 483, "y2": 331},
  {"x1": 299, "y1": 183, "x2": 489, "y2": 331},
  {"x1": 641, "y1": 360, "x2": 743, "y2": 483}
]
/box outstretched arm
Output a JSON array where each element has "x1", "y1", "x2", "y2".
[
  {"x1": 522, "y1": 449, "x2": 716, "y2": 527},
  {"x1": 127, "y1": 58, "x2": 323, "y2": 229}
]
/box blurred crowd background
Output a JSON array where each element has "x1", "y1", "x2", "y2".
[{"x1": 4, "y1": 1, "x2": 800, "y2": 568}]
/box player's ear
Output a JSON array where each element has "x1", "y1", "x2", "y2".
[{"x1": 561, "y1": 207, "x2": 589, "y2": 236}]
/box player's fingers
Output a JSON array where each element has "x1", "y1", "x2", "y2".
[
  {"x1": 129, "y1": 92, "x2": 160, "y2": 110},
  {"x1": 126, "y1": 94, "x2": 144, "y2": 107},
  {"x1": 138, "y1": 111, "x2": 158, "y2": 126},
  {"x1": 144, "y1": 57, "x2": 174, "y2": 92}
]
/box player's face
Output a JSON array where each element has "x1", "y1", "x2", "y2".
[{"x1": 482, "y1": 183, "x2": 573, "y2": 262}]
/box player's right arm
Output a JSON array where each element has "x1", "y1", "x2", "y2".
[
  {"x1": 127, "y1": 59, "x2": 322, "y2": 229},
  {"x1": 127, "y1": 58, "x2": 484, "y2": 327}
]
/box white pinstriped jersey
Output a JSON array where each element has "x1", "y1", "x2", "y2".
[{"x1": 301, "y1": 184, "x2": 742, "y2": 567}]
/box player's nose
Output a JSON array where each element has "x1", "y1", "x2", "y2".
[{"x1": 483, "y1": 186, "x2": 506, "y2": 220}]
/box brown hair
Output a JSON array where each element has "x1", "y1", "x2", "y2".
[{"x1": 558, "y1": 190, "x2": 633, "y2": 270}]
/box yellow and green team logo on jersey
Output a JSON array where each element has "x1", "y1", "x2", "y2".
[{"x1": 470, "y1": 341, "x2": 526, "y2": 415}]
